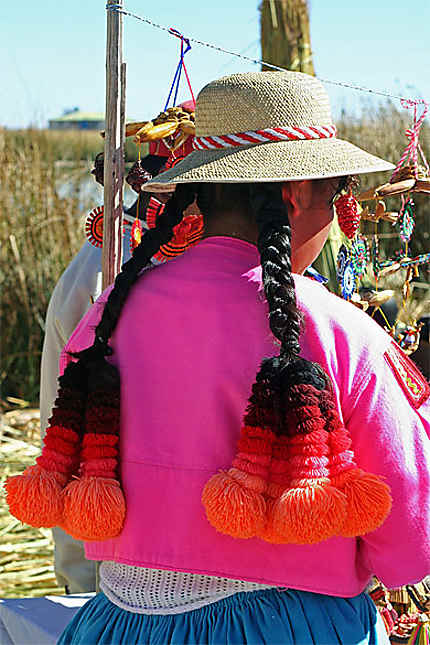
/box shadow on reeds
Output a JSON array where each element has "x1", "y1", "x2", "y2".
[{"x1": 0, "y1": 105, "x2": 429, "y2": 403}]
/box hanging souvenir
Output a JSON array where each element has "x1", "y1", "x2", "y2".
[
  {"x1": 398, "y1": 198, "x2": 416, "y2": 243},
  {"x1": 361, "y1": 289, "x2": 395, "y2": 308},
  {"x1": 334, "y1": 190, "x2": 361, "y2": 239},
  {"x1": 126, "y1": 160, "x2": 153, "y2": 193},
  {"x1": 371, "y1": 235, "x2": 382, "y2": 278},
  {"x1": 131, "y1": 30, "x2": 196, "y2": 155},
  {"x1": 340, "y1": 260, "x2": 356, "y2": 300},
  {"x1": 145, "y1": 197, "x2": 204, "y2": 264},
  {"x1": 145, "y1": 196, "x2": 165, "y2": 230},
  {"x1": 336, "y1": 244, "x2": 350, "y2": 283},
  {"x1": 405, "y1": 612, "x2": 430, "y2": 644},
  {"x1": 357, "y1": 100, "x2": 430, "y2": 202},
  {"x1": 350, "y1": 235, "x2": 369, "y2": 279},
  {"x1": 130, "y1": 218, "x2": 143, "y2": 253},
  {"x1": 85, "y1": 206, "x2": 104, "y2": 248}
]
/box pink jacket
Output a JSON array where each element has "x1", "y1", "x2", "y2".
[{"x1": 61, "y1": 237, "x2": 430, "y2": 597}]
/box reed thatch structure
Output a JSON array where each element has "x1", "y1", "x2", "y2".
[{"x1": 260, "y1": 0, "x2": 315, "y2": 75}]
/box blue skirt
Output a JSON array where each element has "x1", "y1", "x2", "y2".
[{"x1": 57, "y1": 588, "x2": 390, "y2": 645}]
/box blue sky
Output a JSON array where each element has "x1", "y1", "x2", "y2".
[{"x1": 2, "y1": 0, "x2": 429, "y2": 128}]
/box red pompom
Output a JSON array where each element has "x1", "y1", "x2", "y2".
[{"x1": 335, "y1": 192, "x2": 361, "y2": 239}]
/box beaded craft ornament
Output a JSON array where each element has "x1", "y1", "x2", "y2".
[
  {"x1": 355, "y1": 100, "x2": 430, "y2": 354},
  {"x1": 85, "y1": 206, "x2": 104, "y2": 248}
]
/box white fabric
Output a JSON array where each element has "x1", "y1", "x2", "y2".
[
  {"x1": 99, "y1": 563, "x2": 274, "y2": 615},
  {"x1": 0, "y1": 594, "x2": 93, "y2": 645}
]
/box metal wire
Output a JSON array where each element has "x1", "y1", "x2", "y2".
[{"x1": 106, "y1": 4, "x2": 428, "y2": 105}]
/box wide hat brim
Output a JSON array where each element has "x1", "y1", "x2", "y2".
[{"x1": 143, "y1": 137, "x2": 394, "y2": 192}]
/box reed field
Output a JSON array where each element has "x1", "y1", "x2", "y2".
[{"x1": 0, "y1": 106, "x2": 429, "y2": 598}]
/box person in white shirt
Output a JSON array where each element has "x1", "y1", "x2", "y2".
[{"x1": 39, "y1": 152, "x2": 168, "y2": 592}]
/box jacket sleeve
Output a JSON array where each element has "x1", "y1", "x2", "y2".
[{"x1": 343, "y1": 341, "x2": 430, "y2": 589}]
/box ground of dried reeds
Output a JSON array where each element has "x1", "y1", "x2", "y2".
[{"x1": 0, "y1": 400, "x2": 63, "y2": 598}]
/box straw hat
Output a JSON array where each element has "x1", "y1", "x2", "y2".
[{"x1": 143, "y1": 71, "x2": 394, "y2": 191}]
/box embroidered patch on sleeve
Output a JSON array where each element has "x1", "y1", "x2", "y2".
[{"x1": 384, "y1": 341, "x2": 429, "y2": 409}]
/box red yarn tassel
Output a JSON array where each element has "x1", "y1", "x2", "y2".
[
  {"x1": 202, "y1": 365, "x2": 278, "y2": 539},
  {"x1": 4, "y1": 362, "x2": 86, "y2": 527},
  {"x1": 61, "y1": 387, "x2": 126, "y2": 540},
  {"x1": 319, "y1": 388, "x2": 392, "y2": 537},
  {"x1": 268, "y1": 384, "x2": 347, "y2": 544},
  {"x1": 202, "y1": 425, "x2": 275, "y2": 538},
  {"x1": 258, "y1": 434, "x2": 290, "y2": 542}
]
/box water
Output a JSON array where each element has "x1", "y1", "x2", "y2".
[{"x1": 56, "y1": 164, "x2": 137, "y2": 213}]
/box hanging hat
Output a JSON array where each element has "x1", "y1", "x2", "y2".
[{"x1": 143, "y1": 71, "x2": 394, "y2": 192}]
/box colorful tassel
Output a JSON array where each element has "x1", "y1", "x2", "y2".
[
  {"x1": 5, "y1": 362, "x2": 87, "y2": 527},
  {"x1": 202, "y1": 425, "x2": 274, "y2": 538},
  {"x1": 259, "y1": 434, "x2": 291, "y2": 543},
  {"x1": 269, "y1": 383, "x2": 347, "y2": 544},
  {"x1": 319, "y1": 387, "x2": 392, "y2": 537},
  {"x1": 202, "y1": 362, "x2": 278, "y2": 539},
  {"x1": 61, "y1": 368, "x2": 126, "y2": 541},
  {"x1": 408, "y1": 617, "x2": 430, "y2": 645}
]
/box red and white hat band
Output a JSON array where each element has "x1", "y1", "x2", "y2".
[{"x1": 193, "y1": 124, "x2": 337, "y2": 150}]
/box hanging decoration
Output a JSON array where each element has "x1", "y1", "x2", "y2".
[
  {"x1": 85, "y1": 206, "x2": 104, "y2": 248},
  {"x1": 125, "y1": 29, "x2": 196, "y2": 158},
  {"x1": 334, "y1": 190, "x2": 361, "y2": 239},
  {"x1": 131, "y1": 104, "x2": 196, "y2": 156},
  {"x1": 350, "y1": 235, "x2": 369, "y2": 279},
  {"x1": 145, "y1": 196, "x2": 165, "y2": 230},
  {"x1": 145, "y1": 196, "x2": 204, "y2": 264},
  {"x1": 340, "y1": 259, "x2": 356, "y2": 300},
  {"x1": 390, "y1": 321, "x2": 424, "y2": 355},
  {"x1": 126, "y1": 160, "x2": 153, "y2": 193},
  {"x1": 130, "y1": 218, "x2": 143, "y2": 253},
  {"x1": 336, "y1": 245, "x2": 350, "y2": 283},
  {"x1": 351, "y1": 99, "x2": 430, "y2": 355},
  {"x1": 399, "y1": 199, "x2": 416, "y2": 243},
  {"x1": 407, "y1": 615, "x2": 430, "y2": 645}
]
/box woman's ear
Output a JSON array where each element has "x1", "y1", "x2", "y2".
[{"x1": 281, "y1": 181, "x2": 306, "y2": 218}]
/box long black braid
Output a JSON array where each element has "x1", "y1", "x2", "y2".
[
  {"x1": 250, "y1": 184, "x2": 302, "y2": 364},
  {"x1": 247, "y1": 183, "x2": 334, "y2": 443}
]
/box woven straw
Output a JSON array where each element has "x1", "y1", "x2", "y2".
[{"x1": 144, "y1": 71, "x2": 394, "y2": 191}]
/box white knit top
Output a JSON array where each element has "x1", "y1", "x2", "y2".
[{"x1": 99, "y1": 562, "x2": 275, "y2": 615}]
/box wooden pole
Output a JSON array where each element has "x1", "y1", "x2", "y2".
[{"x1": 103, "y1": 0, "x2": 125, "y2": 290}]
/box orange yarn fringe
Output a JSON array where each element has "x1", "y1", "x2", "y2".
[
  {"x1": 4, "y1": 465, "x2": 67, "y2": 528},
  {"x1": 61, "y1": 476, "x2": 126, "y2": 540}
]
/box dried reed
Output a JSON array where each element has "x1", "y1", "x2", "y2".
[{"x1": 0, "y1": 405, "x2": 63, "y2": 598}]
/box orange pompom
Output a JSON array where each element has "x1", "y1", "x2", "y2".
[
  {"x1": 62, "y1": 476, "x2": 126, "y2": 540},
  {"x1": 258, "y1": 498, "x2": 291, "y2": 543},
  {"x1": 332, "y1": 468, "x2": 392, "y2": 537},
  {"x1": 4, "y1": 465, "x2": 67, "y2": 527},
  {"x1": 202, "y1": 468, "x2": 266, "y2": 539},
  {"x1": 271, "y1": 480, "x2": 347, "y2": 544}
]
